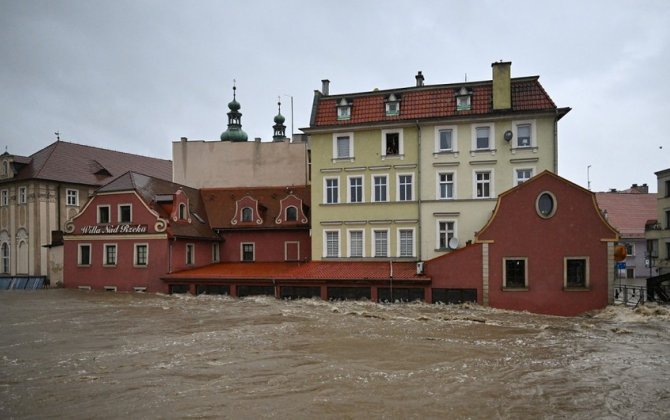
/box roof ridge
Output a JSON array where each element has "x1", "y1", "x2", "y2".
[
  {"x1": 49, "y1": 140, "x2": 172, "y2": 163},
  {"x1": 31, "y1": 142, "x2": 60, "y2": 179}
]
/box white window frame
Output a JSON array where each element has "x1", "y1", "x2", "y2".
[
  {"x1": 66, "y1": 189, "x2": 79, "y2": 206},
  {"x1": 78, "y1": 243, "x2": 92, "y2": 266},
  {"x1": 385, "y1": 94, "x2": 400, "y2": 116},
  {"x1": 437, "y1": 171, "x2": 456, "y2": 200},
  {"x1": 18, "y1": 186, "x2": 27, "y2": 204},
  {"x1": 372, "y1": 229, "x2": 390, "y2": 258},
  {"x1": 118, "y1": 204, "x2": 132, "y2": 223},
  {"x1": 323, "y1": 229, "x2": 340, "y2": 258},
  {"x1": 397, "y1": 173, "x2": 414, "y2": 202},
  {"x1": 98, "y1": 205, "x2": 111, "y2": 224},
  {"x1": 514, "y1": 168, "x2": 535, "y2": 186},
  {"x1": 473, "y1": 169, "x2": 494, "y2": 199},
  {"x1": 241, "y1": 242, "x2": 255, "y2": 262},
  {"x1": 624, "y1": 243, "x2": 635, "y2": 257},
  {"x1": 471, "y1": 123, "x2": 495, "y2": 151},
  {"x1": 347, "y1": 229, "x2": 365, "y2": 258},
  {"x1": 332, "y1": 132, "x2": 354, "y2": 160},
  {"x1": 103, "y1": 243, "x2": 117, "y2": 266},
  {"x1": 512, "y1": 120, "x2": 536, "y2": 148},
  {"x1": 134, "y1": 243, "x2": 149, "y2": 267},
  {"x1": 503, "y1": 257, "x2": 528, "y2": 289},
  {"x1": 435, "y1": 125, "x2": 458, "y2": 153},
  {"x1": 241, "y1": 207, "x2": 253, "y2": 222},
  {"x1": 185, "y1": 243, "x2": 195, "y2": 265},
  {"x1": 436, "y1": 219, "x2": 456, "y2": 250},
  {"x1": 347, "y1": 175, "x2": 364, "y2": 203},
  {"x1": 564, "y1": 257, "x2": 590, "y2": 289},
  {"x1": 381, "y1": 128, "x2": 404, "y2": 158},
  {"x1": 212, "y1": 242, "x2": 220, "y2": 263},
  {"x1": 337, "y1": 99, "x2": 351, "y2": 120},
  {"x1": 0, "y1": 190, "x2": 7, "y2": 206},
  {"x1": 372, "y1": 174, "x2": 389, "y2": 203},
  {"x1": 397, "y1": 228, "x2": 415, "y2": 258},
  {"x1": 324, "y1": 176, "x2": 340, "y2": 204},
  {"x1": 285, "y1": 206, "x2": 298, "y2": 221}
]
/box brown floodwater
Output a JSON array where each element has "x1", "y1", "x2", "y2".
[{"x1": 1, "y1": 289, "x2": 669, "y2": 419}]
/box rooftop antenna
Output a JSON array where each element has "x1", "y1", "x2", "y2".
[
  {"x1": 284, "y1": 94, "x2": 294, "y2": 139},
  {"x1": 54, "y1": 131, "x2": 60, "y2": 141},
  {"x1": 587, "y1": 164, "x2": 592, "y2": 190},
  {"x1": 464, "y1": 73, "x2": 467, "y2": 82}
]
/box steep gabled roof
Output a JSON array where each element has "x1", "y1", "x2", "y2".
[
  {"x1": 596, "y1": 192, "x2": 657, "y2": 239},
  {"x1": 1, "y1": 141, "x2": 172, "y2": 186}
]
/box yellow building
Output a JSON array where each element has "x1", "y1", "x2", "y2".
[
  {"x1": 303, "y1": 62, "x2": 570, "y2": 262},
  {"x1": 645, "y1": 168, "x2": 670, "y2": 276}
]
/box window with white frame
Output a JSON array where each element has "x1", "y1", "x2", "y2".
[
  {"x1": 372, "y1": 175, "x2": 388, "y2": 202},
  {"x1": 437, "y1": 221, "x2": 455, "y2": 249},
  {"x1": 324, "y1": 230, "x2": 340, "y2": 258},
  {"x1": 119, "y1": 204, "x2": 132, "y2": 223},
  {"x1": 624, "y1": 243, "x2": 635, "y2": 256},
  {"x1": 185, "y1": 243, "x2": 195, "y2": 265},
  {"x1": 385, "y1": 93, "x2": 400, "y2": 116},
  {"x1": 438, "y1": 172, "x2": 455, "y2": 199},
  {"x1": 504, "y1": 258, "x2": 527, "y2": 289},
  {"x1": 333, "y1": 133, "x2": 353, "y2": 159},
  {"x1": 18, "y1": 186, "x2": 26, "y2": 204},
  {"x1": 66, "y1": 189, "x2": 79, "y2": 206},
  {"x1": 0, "y1": 190, "x2": 7, "y2": 206},
  {"x1": 242, "y1": 207, "x2": 253, "y2": 222},
  {"x1": 398, "y1": 174, "x2": 413, "y2": 201},
  {"x1": 348, "y1": 176, "x2": 363, "y2": 203},
  {"x1": 241, "y1": 243, "x2": 255, "y2": 262},
  {"x1": 513, "y1": 120, "x2": 535, "y2": 148},
  {"x1": 565, "y1": 257, "x2": 589, "y2": 288},
  {"x1": 472, "y1": 124, "x2": 494, "y2": 150},
  {"x1": 337, "y1": 98, "x2": 351, "y2": 120},
  {"x1": 474, "y1": 170, "x2": 493, "y2": 198},
  {"x1": 435, "y1": 126, "x2": 457, "y2": 152},
  {"x1": 373, "y1": 229, "x2": 389, "y2": 257},
  {"x1": 382, "y1": 129, "x2": 403, "y2": 157},
  {"x1": 134, "y1": 244, "x2": 148, "y2": 266},
  {"x1": 286, "y1": 206, "x2": 298, "y2": 221},
  {"x1": 348, "y1": 230, "x2": 364, "y2": 258},
  {"x1": 325, "y1": 177, "x2": 339, "y2": 204},
  {"x1": 98, "y1": 205, "x2": 111, "y2": 224},
  {"x1": 398, "y1": 229, "x2": 414, "y2": 257},
  {"x1": 78, "y1": 244, "x2": 91, "y2": 266},
  {"x1": 212, "y1": 242, "x2": 220, "y2": 263},
  {"x1": 515, "y1": 168, "x2": 533, "y2": 185},
  {"x1": 103, "y1": 244, "x2": 117, "y2": 266},
  {"x1": 456, "y1": 87, "x2": 472, "y2": 111}
]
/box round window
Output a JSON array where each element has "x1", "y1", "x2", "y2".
[{"x1": 536, "y1": 192, "x2": 557, "y2": 218}]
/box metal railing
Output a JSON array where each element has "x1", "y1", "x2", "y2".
[{"x1": 614, "y1": 285, "x2": 646, "y2": 307}]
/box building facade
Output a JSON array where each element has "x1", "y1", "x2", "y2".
[
  {"x1": 0, "y1": 142, "x2": 171, "y2": 286},
  {"x1": 302, "y1": 62, "x2": 569, "y2": 263},
  {"x1": 646, "y1": 168, "x2": 670, "y2": 276}
]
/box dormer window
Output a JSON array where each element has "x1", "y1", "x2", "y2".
[
  {"x1": 385, "y1": 93, "x2": 400, "y2": 116},
  {"x1": 286, "y1": 206, "x2": 298, "y2": 222},
  {"x1": 242, "y1": 207, "x2": 253, "y2": 222},
  {"x1": 2, "y1": 161, "x2": 7, "y2": 177},
  {"x1": 178, "y1": 203, "x2": 187, "y2": 220},
  {"x1": 455, "y1": 87, "x2": 472, "y2": 111},
  {"x1": 336, "y1": 98, "x2": 351, "y2": 120}
]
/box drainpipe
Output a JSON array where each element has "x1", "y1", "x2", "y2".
[
  {"x1": 415, "y1": 120, "x2": 422, "y2": 262},
  {"x1": 553, "y1": 111, "x2": 559, "y2": 172}
]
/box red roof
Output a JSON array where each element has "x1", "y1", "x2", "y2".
[
  {"x1": 596, "y1": 192, "x2": 657, "y2": 238},
  {"x1": 163, "y1": 260, "x2": 428, "y2": 281},
  {"x1": 310, "y1": 77, "x2": 562, "y2": 128}
]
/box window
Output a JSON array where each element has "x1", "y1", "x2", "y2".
[
  {"x1": 104, "y1": 244, "x2": 117, "y2": 266},
  {"x1": 66, "y1": 189, "x2": 79, "y2": 206},
  {"x1": 179, "y1": 203, "x2": 187, "y2": 220},
  {"x1": 456, "y1": 87, "x2": 471, "y2": 111},
  {"x1": 474, "y1": 171, "x2": 492, "y2": 198},
  {"x1": 348, "y1": 230, "x2": 364, "y2": 258},
  {"x1": 504, "y1": 258, "x2": 527, "y2": 289},
  {"x1": 436, "y1": 126, "x2": 457, "y2": 152},
  {"x1": 286, "y1": 206, "x2": 298, "y2": 221},
  {"x1": 78, "y1": 244, "x2": 91, "y2": 266},
  {"x1": 1, "y1": 190, "x2": 8, "y2": 206},
  {"x1": 385, "y1": 93, "x2": 400, "y2": 116},
  {"x1": 536, "y1": 191, "x2": 557, "y2": 218},
  {"x1": 398, "y1": 174, "x2": 413, "y2": 201},
  {"x1": 333, "y1": 133, "x2": 353, "y2": 159},
  {"x1": 513, "y1": 120, "x2": 535, "y2": 148},
  {"x1": 624, "y1": 243, "x2": 635, "y2": 257},
  {"x1": 516, "y1": 168, "x2": 533, "y2": 185},
  {"x1": 438, "y1": 172, "x2": 455, "y2": 199},
  {"x1": 212, "y1": 243, "x2": 220, "y2": 263},
  {"x1": 242, "y1": 207, "x2": 253, "y2": 222},
  {"x1": 336, "y1": 98, "x2": 351, "y2": 120},
  {"x1": 398, "y1": 229, "x2": 414, "y2": 257},
  {"x1": 1, "y1": 242, "x2": 9, "y2": 273},
  {"x1": 325, "y1": 178, "x2": 339, "y2": 204},
  {"x1": 666, "y1": 242, "x2": 670, "y2": 261},
  {"x1": 565, "y1": 258, "x2": 588, "y2": 288},
  {"x1": 438, "y1": 221, "x2": 455, "y2": 249},
  {"x1": 98, "y1": 205, "x2": 110, "y2": 224},
  {"x1": 325, "y1": 231, "x2": 340, "y2": 258},
  {"x1": 475, "y1": 126, "x2": 490, "y2": 150},
  {"x1": 119, "y1": 204, "x2": 132, "y2": 223},
  {"x1": 372, "y1": 175, "x2": 388, "y2": 202},
  {"x1": 18, "y1": 187, "x2": 26, "y2": 204},
  {"x1": 1, "y1": 161, "x2": 7, "y2": 176},
  {"x1": 666, "y1": 210, "x2": 670, "y2": 230},
  {"x1": 626, "y1": 268, "x2": 635, "y2": 279},
  {"x1": 666, "y1": 180, "x2": 670, "y2": 198},
  {"x1": 373, "y1": 230, "x2": 388, "y2": 257},
  {"x1": 185, "y1": 244, "x2": 195, "y2": 265},
  {"x1": 348, "y1": 176, "x2": 363, "y2": 203},
  {"x1": 241, "y1": 243, "x2": 255, "y2": 262},
  {"x1": 134, "y1": 244, "x2": 148, "y2": 266},
  {"x1": 382, "y1": 129, "x2": 403, "y2": 157}
]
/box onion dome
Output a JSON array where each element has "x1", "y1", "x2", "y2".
[
  {"x1": 220, "y1": 84, "x2": 248, "y2": 142},
  {"x1": 272, "y1": 100, "x2": 287, "y2": 142}
]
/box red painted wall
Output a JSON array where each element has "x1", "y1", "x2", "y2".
[
  {"x1": 221, "y1": 230, "x2": 311, "y2": 262},
  {"x1": 424, "y1": 243, "x2": 483, "y2": 304}
]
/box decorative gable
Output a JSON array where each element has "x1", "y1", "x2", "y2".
[
  {"x1": 231, "y1": 195, "x2": 263, "y2": 225},
  {"x1": 171, "y1": 189, "x2": 192, "y2": 223},
  {"x1": 276, "y1": 194, "x2": 309, "y2": 224}
]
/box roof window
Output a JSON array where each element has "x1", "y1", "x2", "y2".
[{"x1": 337, "y1": 98, "x2": 351, "y2": 120}]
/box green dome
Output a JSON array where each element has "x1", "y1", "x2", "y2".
[
  {"x1": 274, "y1": 113, "x2": 285, "y2": 124},
  {"x1": 228, "y1": 98, "x2": 241, "y2": 112},
  {"x1": 220, "y1": 127, "x2": 248, "y2": 142}
]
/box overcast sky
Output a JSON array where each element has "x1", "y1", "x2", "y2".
[{"x1": 1, "y1": 0, "x2": 668, "y2": 192}]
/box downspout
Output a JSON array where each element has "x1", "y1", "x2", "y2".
[
  {"x1": 416, "y1": 120, "x2": 422, "y2": 262},
  {"x1": 553, "y1": 111, "x2": 559, "y2": 173}
]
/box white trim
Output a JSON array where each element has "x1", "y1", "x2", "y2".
[
  {"x1": 240, "y1": 242, "x2": 255, "y2": 262},
  {"x1": 396, "y1": 172, "x2": 414, "y2": 202},
  {"x1": 371, "y1": 174, "x2": 389, "y2": 203},
  {"x1": 347, "y1": 229, "x2": 365, "y2": 258},
  {"x1": 502, "y1": 257, "x2": 528, "y2": 289},
  {"x1": 397, "y1": 227, "x2": 415, "y2": 258},
  {"x1": 372, "y1": 228, "x2": 390, "y2": 258},
  {"x1": 97, "y1": 204, "x2": 111, "y2": 224},
  {"x1": 381, "y1": 128, "x2": 404, "y2": 159},
  {"x1": 18, "y1": 186, "x2": 27, "y2": 204},
  {"x1": 512, "y1": 119, "x2": 537, "y2": 149},
  {"x1": 103, "y1": 243, "x2": 117, "y2": 266},
  {"x1": 332, "y1": 132, "x2": 354, "y2": 160},
  {"x1": 323, "y1": 176, "x2": 340, "y2": 204},
  {"x1": 472, "y1": 168, "x2": 495, "y2": 199},
  {"x1": 436, "y1": 219, "x2": 457, "y2": 250},
  {"x1": 347, "y1": 175, "x2": 365, "y2": 203},
  {"x1": 284, "y1": 241, "x2": 301, "y2": 261},
  {"x1": 564, "y1": 256, "x2": 590, "y2": 288},
  {"x1": 66, "y1": 188, "x2": 79, "y2": 206},
  {"x1": 514, "y1": 167, "x2": 535, "y2": 186},
  {"x1": 118, "y1": 203, "x2": 133, "y2": 223},
  {"x1": 436, "y1": 171, "x2": 456, "y2": 200},
  {"x1": 323, "y1": 229, "x2": 341, "y2": 258},
  {"x1": 0, "y1": 189, "x2": 7, "y2": 206},
  {"x1": 77, "y1": 243, "x2": 92, "y2": 266},
  {"x1": 434, "y1": 125, "x2": 458, "y2": 153},
  {"x1": 471, "y1": 123, "x2": 495, "y2": 151},
  {"x1": 133, "y1": 243, "x2": 149, "y2": 267}
]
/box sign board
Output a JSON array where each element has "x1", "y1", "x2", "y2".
[
  {"x1": 80, "y1": 224, "x2": 149, "y2": 235},
  {"x1": 616, "y1": 262, "x2": 626, "y2": 270}
]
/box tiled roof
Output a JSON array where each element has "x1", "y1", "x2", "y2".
[
  {"x1": 310, "y1": 77, "x2": 562, "y2": 128},
  {"x1": 1, "y1": 141, "x2": 172, "y2": 186},
  {"x1": 596, "y1": 192, "x2": 657, "y2": 238},
  {"x1": 200, "y1": 186, "x2": 310, "y2": 229},
  {"x1": 164, "y1": 260, "x2": 428, "y2": 281}
]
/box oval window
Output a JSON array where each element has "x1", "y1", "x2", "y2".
[{"x1": 536, "y1": 192, "x2": 556, "y2": 218}]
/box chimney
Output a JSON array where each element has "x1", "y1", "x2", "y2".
[
  {"x1": 180, "y1": 137, "x2": 187, "y2": 142},
  {"x1": 491, "y1": 61, "x2": 512, "y2": 110},
  {"x1": 321, "y1": 79, "x2": 330, "y2": 96},
  {"x1": 415, "y1": 71, "x2": 424, "y2": 87},
  {"x1": 254, "y1": 137, "x2": 261, "y2": 142}
]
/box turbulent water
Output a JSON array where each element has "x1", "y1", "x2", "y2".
[{"x1": 1, "y1": 290, "x2": 669, "y2": 419}]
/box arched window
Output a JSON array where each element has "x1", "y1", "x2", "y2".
[
  {"x1": 286, "y1": 206, "x2": 298, "y2": 221},
  {"x1": 242, "y1": 207, "x2": 253, "y2": 222},
  {"x1": 17, "y1": 241, "x2": 28, "y2": 274},
  {"x1": 179, "y1": 203, "x2": 187, "y2": 220},
  {"x1": 1, "y1": 243, "x2": 9, "y2": 274}
]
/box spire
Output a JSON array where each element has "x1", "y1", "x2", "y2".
[
  {"x1": 220, "y1": 81, "x2": 248, "y2": 142},
  {"x1": 272, "y1": 97, "x2": 286, "y2": 142}
]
